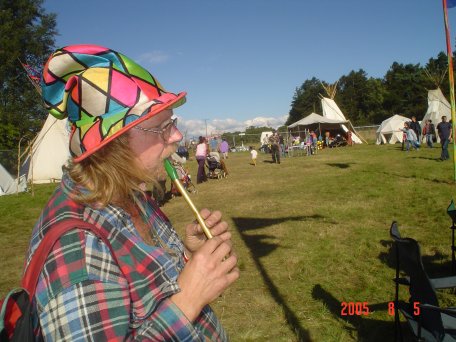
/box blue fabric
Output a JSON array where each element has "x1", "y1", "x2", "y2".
[{"x1": 448, "y1": 0, "x2": 456, "y2": 8}]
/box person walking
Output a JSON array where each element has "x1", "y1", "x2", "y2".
[
  {"x1": 423, "y1": 119, "x2": 436, "y2": 148},
  {"x1": 250, "y1": 146, "x2": 258, "y2": 166},
  {"x1": 269, "y1": 130, "x2": 281, "y2": 164},
  {"x1": 219, "y1": 138, "x2": 229, "y2": 159},
  {"x1": 195, "y1": 136, "x2": 209, "y2": 183},
  {"x1": 437, "y1": 115, "x2": 453, "y2": 160},
  {"x1": 400, "y1": 122, "x2": 420, "y2": 151},
  {"x1": 409, "y1": 116, "x2": 422, "y2": 144},
  {"x1": 23, "y1": 44, "x2": 238, "y2": 341}
]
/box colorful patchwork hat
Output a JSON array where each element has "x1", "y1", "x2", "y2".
[{"x1": 41, "y1": 44, "x2": 186, "y2": 162}]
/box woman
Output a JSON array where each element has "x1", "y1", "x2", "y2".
[
  {"x1": 195, "y1": 136, "x2": 208, "y2": 184},
  {"x1": 24, "y1": 45, "x2": 239, "y2": 341}
]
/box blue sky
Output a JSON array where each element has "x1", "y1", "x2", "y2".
[{"x1": 44, "y1": 0, "x2": 456, "y2": 138}]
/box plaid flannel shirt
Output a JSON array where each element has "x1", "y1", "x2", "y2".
[{"x1": 24, "y1": 173, "x2": 228, "y2": 341}]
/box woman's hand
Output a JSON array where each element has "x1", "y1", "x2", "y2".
[
  {"x1": 171, "y1": 236, "x2": 239, "y2": 321},
  {"x1": 184, "y1": 209, "x2": 231, "y2": 255}
]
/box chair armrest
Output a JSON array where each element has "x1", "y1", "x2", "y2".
[
  {"x1": 419, "y1": 303, "x2": 456, "y2": 317},
  {"x1": 393, "y1": 277, "x2": 410, "y2": 286}
]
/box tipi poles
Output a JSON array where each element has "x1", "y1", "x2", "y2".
[{"x1": 442, "y1": 0, "x2": 456, "y2": 181}]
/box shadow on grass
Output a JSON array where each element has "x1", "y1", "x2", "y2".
[
  {"x1": 311, "y1": 284, "x2": 400, "y2": 341},
  {"x1": 232, "y1": 215, "x2": 323, "y2": 341},
  {"x1": 411, "y1": 156, "x2": 442, "y2": 162},
  {"x1": 361, "y1": 170, "x2": 454, "y2": 185},
  {"x1": 326, "y1": 163, "x2": 353, "y2": 169},
  {"x1": 379, "y1": 239, "x2": 455, "y2": 279}
]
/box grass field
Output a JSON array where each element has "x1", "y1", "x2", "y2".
[{"x1": 1, "y1": 143, "x2": 456, "y2": 341}]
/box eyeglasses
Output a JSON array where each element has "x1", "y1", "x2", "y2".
[{"x1": 134, "y1": 118, "x2": 178, "y2": 141}]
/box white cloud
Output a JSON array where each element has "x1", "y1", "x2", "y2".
[
  {"x1": 176, "y1": 115, "x2": 286, "y2": 140},
  {"x1": 137, "y1": 51, "x2": 169, "y2": 64}
]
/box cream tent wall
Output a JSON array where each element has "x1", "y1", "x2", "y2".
[
  {"x1": 376, "y1": 114, "x2": 409, "y2": 144},
  {"x1": 421, "y1": 88, "x2": 450, "y2": 143},
  {"x1": 321, "y1": 97, "x2": 363, "y2": 144},
  {"x1": 26, "y1": 115, "x2": 70, "y2": 184}
]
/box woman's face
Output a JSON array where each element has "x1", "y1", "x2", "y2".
[{"x1": 128, "y1": 109, "x2": 183, "y2": 174}]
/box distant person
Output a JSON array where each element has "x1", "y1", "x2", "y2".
[
  {"x1": 210, "y1": 137, "x2": 218, "y2": 152},
  {"x1": 422, "y1": 119, "x2": 436, "y2": 148},
  {"x1": 325, "y1": 131, "x2": 330, "y2": 148},
  {"x1": 262, "y1": 134, "x2": 270, "y2": 153},
  {"x1": 279, "y1": 134, "x2": 285, "y2": 157},
  {"x1": 437, "y1": 115, "x2": 452, "y2": 161},
  {"x1": 250, "y1": 146, "x2": 258, "y2": 166},
  {"x1": 346, "y1": 131, "x2": 353, "y2": 146},
  {"x1": 195, "y1": 136, "x2": 208, "y2": 183},
  {"x1": 400, "y1": 122, "x2": 420, "y2": 152},
  {"x1": 409, "y1": 116, "x2": 421, "y2": 144},
  {"x1": 219, "y1": 138, "x2": 229, "y2": 159},
  {"x1": 269, "y1": 130, "x2": 281, "y2": 164}
]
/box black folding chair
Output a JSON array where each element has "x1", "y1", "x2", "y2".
[{"x1": 391, "y1": 224, "x2": 456, "y2": 341}]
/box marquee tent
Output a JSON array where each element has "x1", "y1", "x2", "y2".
[
  {"x1": 24, "y1": 115, "x2": 70, "y2": 184},
  {"x1": 376, "y1": 114, "x2": 409, "y2": 144},
  {"x1": 321, "y1": 97, "x2": 363, "y2": 144},
  {"x1": 421, "y1": 88, "x2": 451, "y2": 142},
  {"x1": 288, "y1": 113, "x2": 348, "y2": 138}
]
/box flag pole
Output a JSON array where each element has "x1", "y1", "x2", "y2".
[{"x1": 443, "y1": 0, "x2": 456, "y2": 181}]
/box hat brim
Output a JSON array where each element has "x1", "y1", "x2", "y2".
[{"x1": 72, "y1": 91, "x2": 187, "y2": 163}]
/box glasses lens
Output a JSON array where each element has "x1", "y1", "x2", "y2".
[{"x1": 162, "y1": 118, "x2": 178, "y2": 141}]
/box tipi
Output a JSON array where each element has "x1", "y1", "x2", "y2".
[
  {"x1": 320, "y1": 82, "x2": 364, "y2": 144},
  {"x1": 376, "y1": 114, "x2": 410, "y2": 144},
  {"x1": 421, "y1": 88, "x2": 450, "y2": 143},
  {"x1": 24, "y1": 115, "x2": 70, "y2": 184}
]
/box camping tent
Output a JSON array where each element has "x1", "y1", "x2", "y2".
[
  {"x1": 288, "y1": 113, "x2": 348, "y2": 138},
  {"x1": 421, "y1": 88, "x2": 451, "y2": 142},
  {"x1": 376, "y1": 114, "x2": 409, "y2": 144},
  {"x1": 24, "y1": 115, "x2": 70, "y2": 184},
  {"x1": 0, "y1": 163, "x2": 26, "y2": 195},
  {"x1": 321, "y1": 97, "x2": 363, "y2": 144}
]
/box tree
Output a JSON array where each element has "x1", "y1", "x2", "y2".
[
  {"x1": 286, "y1": 77, "x2": 324, "y2": 125},
  {"x1": 382, "y1": 62, "x2": 428, "y2": 120},
  {"x1": 0, "y1": 0, "x2": 57, "y2": 171}
]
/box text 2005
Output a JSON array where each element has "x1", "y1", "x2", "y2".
[{"x1": 340, "y1": 302, "x2": 370, "y2": 316}]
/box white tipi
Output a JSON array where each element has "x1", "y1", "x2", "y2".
[
  {"x1": 24, "y1": 115, "x2": 70, "y2": 184},
  {"x1": 320, "y1": 82, "x2": 364, "y2": 144},
  {"x1": 421, "y1": 88, "x2": 450, "y2": 143}
]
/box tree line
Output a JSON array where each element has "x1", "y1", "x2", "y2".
[{"x1": 286, "y1": 52, "x2": 454, "y2": 126}]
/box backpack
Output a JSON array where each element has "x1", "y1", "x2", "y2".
[{"x1": 0, "y1": 219, "x2": 115, "y2": 341}]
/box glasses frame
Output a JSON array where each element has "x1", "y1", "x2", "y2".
[{"x1": 134, "y1": 117, "x2": 178, "y2": 140}]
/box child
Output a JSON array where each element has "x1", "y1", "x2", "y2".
[{"x1": 250, "y1": 146, "x2": 258, "y2": 166}]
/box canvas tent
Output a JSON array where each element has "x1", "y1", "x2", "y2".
[
  {"x1": 288, "y1": 113, "x2": 348, "y2": 138},
  {"x1": 23, "y1": 115, "x2": 70, "y2": 184},
  {"x1": 0, "y1": 163, "x2": 26, "y2": 196},
  {"x1": 320, "y1": 97, "x2": 363, "y2": 144},
  {"x1": 376, "y1": 114, "x2": 409, "y2": 144},
  {"x1": 421, "y1": 88, "x2": 451, "y2": 143}
]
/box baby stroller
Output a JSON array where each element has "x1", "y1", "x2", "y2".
[
  {"x1": 206, "y1": 152, "x2": 227, "y2": 179},
  {"x1": 170, "y1": 160, "x2": 197, "y2": 197},
  {"x1": 329, "y1": 134, "x2": 348, "y2": 148}
]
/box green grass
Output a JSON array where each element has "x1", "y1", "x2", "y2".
[{"x1": 1, "y1": 144, "x2": 455, "y2": 341}]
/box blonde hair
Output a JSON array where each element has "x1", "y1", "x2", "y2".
[{"x1": 67, "y1": 134, "x2": 158, "y2": 208}]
